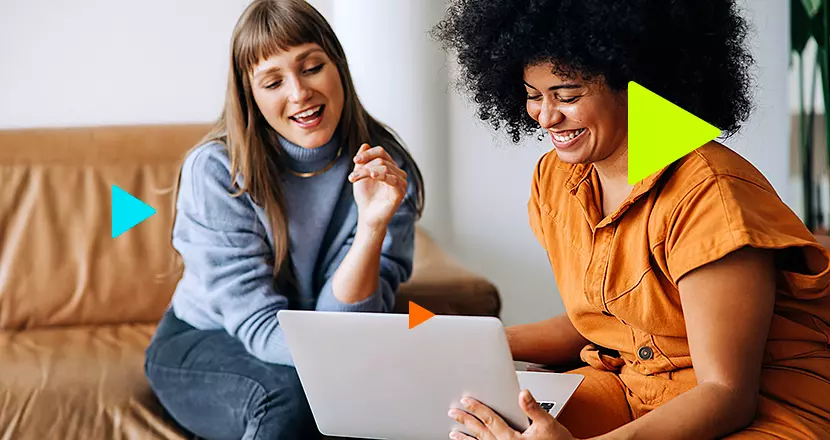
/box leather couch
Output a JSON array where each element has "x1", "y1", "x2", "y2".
[{"x1": 0, "y1": 124, "x2": 501, "y2": 439}]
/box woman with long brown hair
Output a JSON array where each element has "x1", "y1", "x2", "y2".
[{"x1": 144, "y1": 1, "x2": 424, "y2": 438}]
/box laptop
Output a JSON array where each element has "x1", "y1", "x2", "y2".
[{"x1": 278, "y1": 310, "x2": 583, "y2": 440}]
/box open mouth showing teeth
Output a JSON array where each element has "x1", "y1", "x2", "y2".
[
  {"x1": 552, "y1": 128, "x2": 585, "y2": 143},
  {"x1": 290, "y1": 105, "x2": 324, "y2": 124}
]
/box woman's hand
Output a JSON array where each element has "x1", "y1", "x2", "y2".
[
  {"x1": 349, "y1": 143, "x2": 408, "y2": 231},
  {"x1": 448, "y1": 390, "x2": 576, "y2": 440}
]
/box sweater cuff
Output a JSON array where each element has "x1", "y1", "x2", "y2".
[{"x1": 314, "y1": 278, "x2": 390, "y2": 313}]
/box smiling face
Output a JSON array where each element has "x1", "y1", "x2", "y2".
[
  {"x1": 523, "y1": 62, "x2": 628, "y2": 165},
  {"x1": 250, "y1": 42, "x2": 345, "y2": 149}
]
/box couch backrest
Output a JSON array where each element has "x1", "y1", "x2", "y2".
[{"x1": 0, "y1": 124, "x2": 211, "y2": 330}]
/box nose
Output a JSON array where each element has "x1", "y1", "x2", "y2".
[
  {"x1": 537, "y1": 99, "x2": 564, "y2": 130},
  {"x1": 286, "y1": 76, "x2": 313, "y2": 104}
]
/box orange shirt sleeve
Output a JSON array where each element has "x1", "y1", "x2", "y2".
[{"x1": 664, "y1": 173, "x2": 825, "y2": 283}]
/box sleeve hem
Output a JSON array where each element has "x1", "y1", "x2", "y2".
[
  {"x1": 315, "y1": 281, "x2": 388, "y2": 313},
  {"x1": 667, "y1": 229, "x2": 827, "y2": 282}
]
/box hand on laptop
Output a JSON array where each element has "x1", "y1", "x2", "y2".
[{"x1": 448, "y1": 389, "x2": 575, "y2": 440}]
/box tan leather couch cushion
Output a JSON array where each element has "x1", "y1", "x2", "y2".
[
  {"x1": 0, "y1": 324, "x2": 187, "y2": 440},
  {"x1": 0, "y1": 125, "x2": 210, "y2": 330}
]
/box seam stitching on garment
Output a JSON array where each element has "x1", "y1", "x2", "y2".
[
  {"x1": 584, "y1": 230, "x2": 598, "y2": 308},
  {"x1": 649, "y1": 333, "x2": 681, "y2": 371},
  {"x1": 664, "y1": 175, "x2": 740, "y2": 280},
  {"x1": 536, "y1": 155, "x2": 559, "y2": 223},
  {"x1": 663, "y1": 176, "x2": 713, "y2": 239},
  {"x1": 649, "y1": 241, "x2": 679, "y2": 290},
  {"x1": 605, "y1": 267, "x2": 653, "y2": 304},
  {"x1": 564, "y1": 162, "x2": 593, "y2": 194},
  {"x1": 540, "y1": 204, "x2": 557, "y2": 222},
  {"x1": 714, "y1": 174, "x2": 737, "y2": 248},
  {"x1": 764, "y1": 364, "x2": 830, "y2": 387},
  {"x1": 650, "y1": 239, "x2": 666, "y2": 254},
  {"x1": 664, "y1": 174, "x2": 769, "y2": 251},
  {"x1": 691, "y1": 149, "x2": 778, "y2": 193},
  {"x1": 810, "y1": 315, "x2": 830, "y2": 347},
  {"x1": 145, "y1": 361, "x2": 269, "y2": 397},
  {"x1": 186, "y1": 145, "x2": 214, "y2": 219},
  {"x1": 599, "y1": 227, "x2": 616, "y2": 312},
  {"x1": 663, "y1": 177, "x2": 715, "y2": 277},
  {"x1": 145, "y1": 361, "x2": 275, "y2": 436}
]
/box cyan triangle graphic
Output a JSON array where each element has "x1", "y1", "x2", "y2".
[{"x1": 111, "y1": 185, "x2": 156, "y2": 238}]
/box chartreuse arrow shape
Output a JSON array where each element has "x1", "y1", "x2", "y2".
[{"x1": 628, "y1": 81, "x2": 721, "y2": 185}]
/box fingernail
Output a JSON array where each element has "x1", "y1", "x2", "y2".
[
  {"x1": 460, "y1": 398, "x2": 472, "y2": 407},
  {"x1": 523, "y1": 391, "x2": 533, "y2": 403}
]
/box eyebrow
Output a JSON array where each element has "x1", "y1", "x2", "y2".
[
  {"x1": 523, "y1": 81, "x2": 582, "y2": 91},
  {"x1": 295, "y1": 47, "x2": 324, "y2": 62},
  {"x1": 253, "y1": 48, "x2": 325, "y2": 79}
]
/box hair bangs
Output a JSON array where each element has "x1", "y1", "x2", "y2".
[{"x1": 235, "y1": 1, "x2": 325, "y2": 75}]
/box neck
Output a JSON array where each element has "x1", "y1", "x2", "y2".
[
  {"x1": 593, "y1": 144, "x2": 631, "y2": 192},
  {"x1": 276, "y1": 133, "x2": 340, "y2": 174}
]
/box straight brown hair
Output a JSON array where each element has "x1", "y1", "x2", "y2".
[{"x1": 165, "y1": 0, "x2": 424, "y2": 281}]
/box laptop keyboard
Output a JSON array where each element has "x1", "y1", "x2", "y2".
[{"x1": 537, "y1": 401, "x2": 555, "y2": 412}]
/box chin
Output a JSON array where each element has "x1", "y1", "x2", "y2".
[
  {"x1": 296, "y1": 130, "x2": 334, "y2": 149},
  {"x1": 553, "y1": 148, "x2": 592, "y2": 165}
]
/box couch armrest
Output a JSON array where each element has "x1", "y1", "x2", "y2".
[{"x1": 395, "y1": 228, "x2": 501, "y2": 317}]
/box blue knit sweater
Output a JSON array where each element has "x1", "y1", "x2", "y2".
[{"x1": 169, "y1": 134, "x2": 417, "y2": 365}]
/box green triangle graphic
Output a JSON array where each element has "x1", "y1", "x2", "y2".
[{"x1": 628, "y1": 81, "x2": 721, "y2": 185}]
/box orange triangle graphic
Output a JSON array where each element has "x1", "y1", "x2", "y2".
[{"x1": 408, "y1": 301, "x2": 435, "y2": 329}]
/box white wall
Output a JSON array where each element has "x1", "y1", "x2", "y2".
[
  {"x1": 0, "y1": 0, "x2": 792, "y2": 327},
  {"x1": 448, "y1": 95, "x2": 560, "y2": 325},
  {"x1": 726, "y1": 0, "x2": 792, "y2": 204},
  {"x1": 328, "y1": 0, "x2": 452, "y2": 244},
  {"x1": 307, "y1": 0, "x2": 331, "y2": 21},
  {"x1": 0, "y1": 0, "x2": 247, "y2": 128}
]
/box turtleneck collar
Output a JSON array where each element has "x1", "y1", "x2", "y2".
[{"x1": 277, "y1": 132, "x2": 341, "y2": 174}]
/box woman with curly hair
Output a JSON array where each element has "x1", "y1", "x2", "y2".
[{"x1": 435, "y1": 1, "x2": 830, "y2": 439}]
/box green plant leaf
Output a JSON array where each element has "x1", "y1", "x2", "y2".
[
  {"x1": 812, "y1": 3, "x2": 828, "y2": 48},
  {"x1": 793, "y1": 0, "x2": 813, "y2": 54},
  {"x1": 802, "y1": 0, "x2": 823, "y2": 17},
  {"x1": 818, "y1": 46, "x2": 830, "y2": 171}
]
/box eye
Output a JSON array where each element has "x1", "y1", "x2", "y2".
[
  {"x1": 304, "y1": 64, "x2": 324, "y2": 74},
  {"x1": 264, "y1": 80, "x2": 282, "y2": 90},
  {"x1": 526, "y1": 94, "x2": 542, "y2": 101},
  {"x1": 558, "y1": 96, "x2": 579, "y2": 103}
]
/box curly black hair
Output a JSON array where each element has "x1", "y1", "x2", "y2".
[{"x1": 433, "y1": 0, "x2": 754, "y2": 143}]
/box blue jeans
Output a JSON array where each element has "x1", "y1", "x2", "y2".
[{"x1": 145, "y1": 309, "x2": 320, "y2": 440}]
